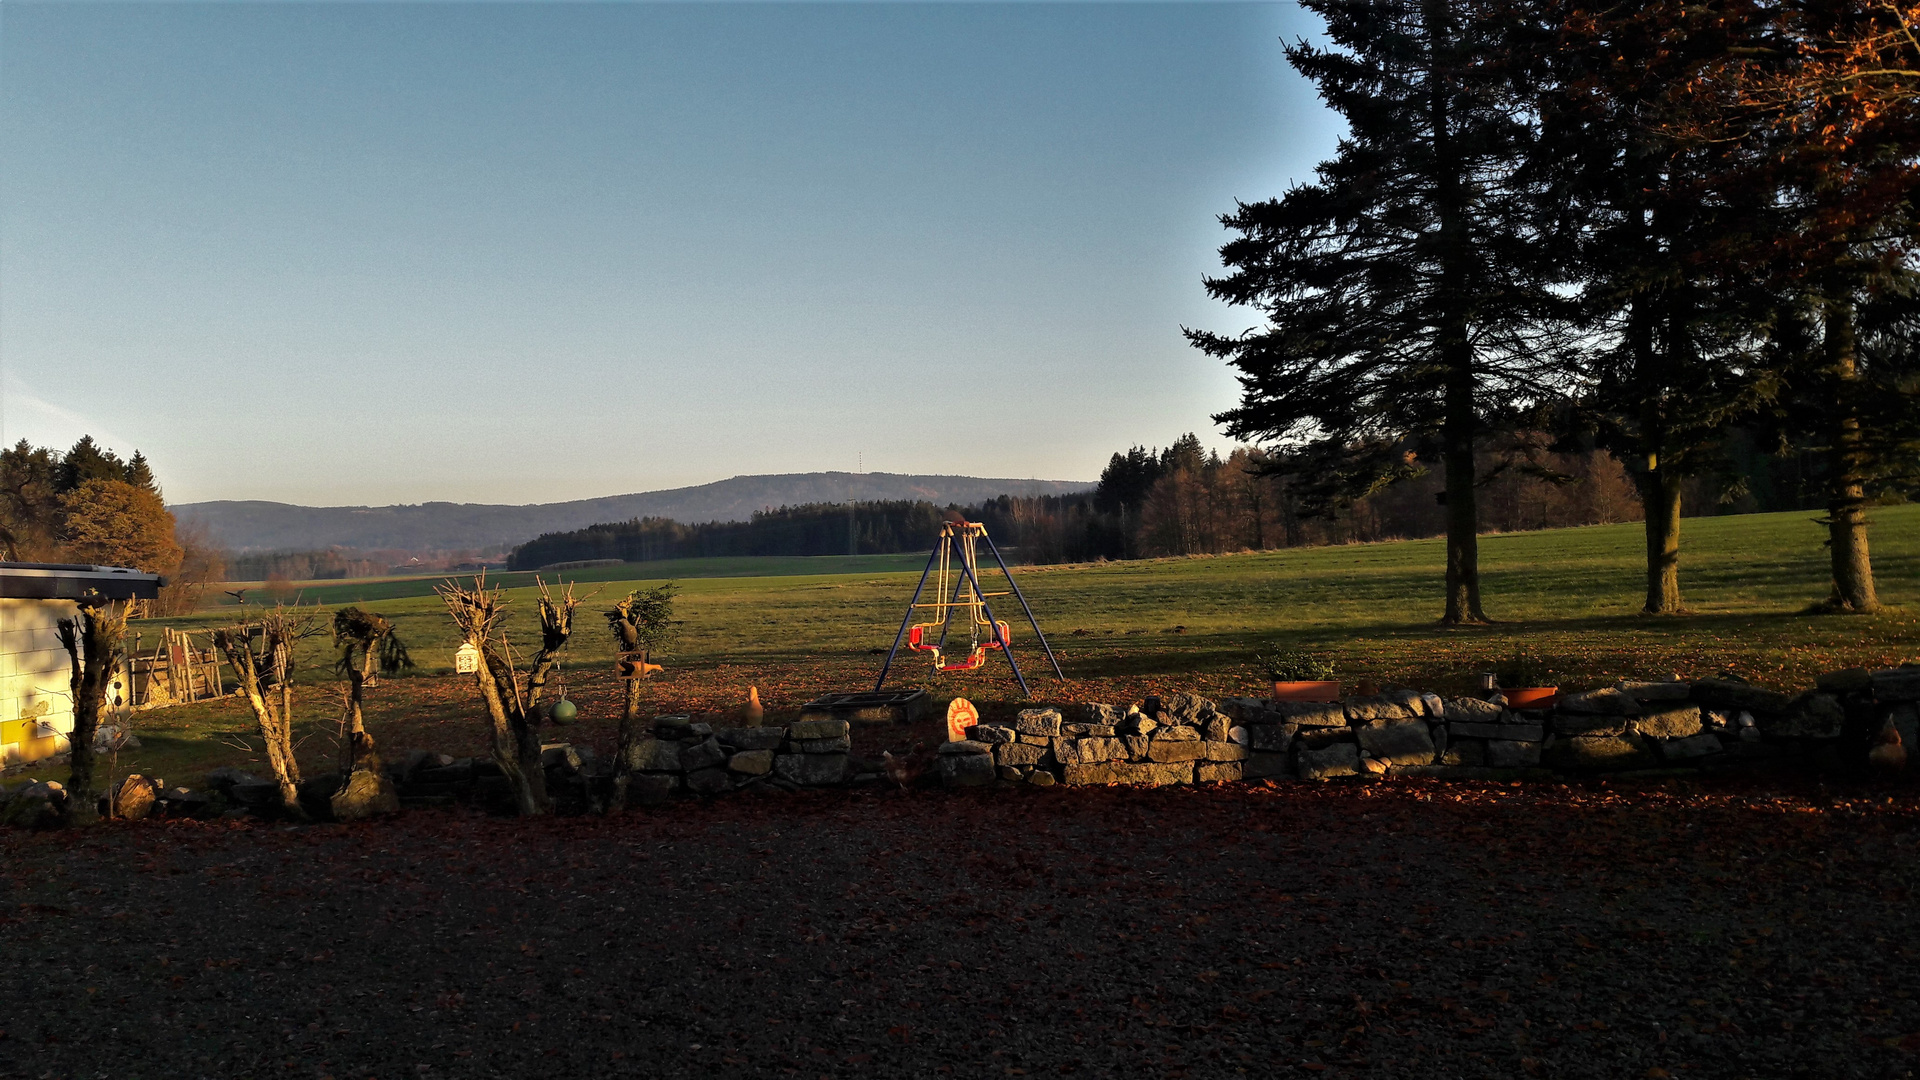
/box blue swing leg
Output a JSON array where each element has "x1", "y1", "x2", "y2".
[
  {"x1": 954, "y1": 551, "x2": 1030, "y2": 698},
  {"x1": 874, "y1": 543, "x2": 942, "y2": 692},
  {"x1": 982, "y1": 532, "x2": 1065, "y2": 681}
]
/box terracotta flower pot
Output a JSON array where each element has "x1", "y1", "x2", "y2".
[
  {"x1": 1503, "y1": 686, "x2": 1558, "y2": 709},
  {"x1": 1272, "y1": 680, "x2": 1342, "y2": 703}
]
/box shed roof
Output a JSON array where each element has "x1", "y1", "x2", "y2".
[{"x1": 0, "y1": 562, "x2": 163, "y2": 601}]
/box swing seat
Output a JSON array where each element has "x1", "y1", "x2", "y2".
[{"x1": 907, "y1": 625, "x2": 938, "y2": 652}]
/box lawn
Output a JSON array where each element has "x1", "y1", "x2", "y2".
[{"x1": 92, "y1": 504, "x2": 1920, "y2": 790}]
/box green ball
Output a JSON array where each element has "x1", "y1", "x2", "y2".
[{"x1": 548, "y1": 698, "x2": 578, "y2": 724}]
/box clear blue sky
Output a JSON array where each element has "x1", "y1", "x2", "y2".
[{"x1": 0, "y1": 1, "x2": 1338, "y2": 506}]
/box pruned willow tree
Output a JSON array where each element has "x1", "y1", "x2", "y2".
[
  {"x1": 604, "y1": 583, "x2": 676, "y2": 811},
  {"x1": 438, "y1": 575, "x2": 578, "y2": 816},
  {"x1": 55, "y1": 591, "x2": 132, "y2": 826},
  {"x1": 212, "y1": 606, "x2": 324, "y2": 819},
  {"x1": 1190, "y1": 0, "x2": 1570, "y2": 624},
  {"x1": 331, "y1": 607, "x2": 413, "y2": 773}
]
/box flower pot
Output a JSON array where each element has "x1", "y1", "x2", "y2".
[
  {"x1": 1503, "y1": 686, "x2": 1558, "y2": 710},
  {"x1": 1272, "y1": 680, "x2": 1342, "y2": 703}
]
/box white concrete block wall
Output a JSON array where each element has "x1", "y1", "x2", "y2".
[{"x1": 1, "y1": 598, "x2": 80, "y2": 761}]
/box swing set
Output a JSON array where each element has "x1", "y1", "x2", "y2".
[{"x1": 875, "y1": 519, "x2": 1063, "y2": 697}]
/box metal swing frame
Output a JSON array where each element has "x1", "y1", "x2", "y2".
[{"x1": 874, "y1": 520, "x2": 1064, "y2": 697}]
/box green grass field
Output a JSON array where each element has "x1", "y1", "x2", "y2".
[{"x1": 86, "y1": 505, "x2": 1920, "y2": 788}]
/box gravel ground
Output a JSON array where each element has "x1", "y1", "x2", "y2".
[{"x1": 2, "y1": 778, "x2": 1917, "y2": 1080}]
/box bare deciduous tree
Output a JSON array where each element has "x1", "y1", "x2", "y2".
[
  {"x1": 55, "y1": 592, "x2": 132, "y2": 826},
  {"x1": 330, "y1": 606, "x2": 412, "y2": 775},
  {"x1": 604, "y1": 584, "x2": 676, "y2": 810},
  {"x1": 212, "y1": 606, "x2": 322, "y2": 818},
  {"x1": 438, "y1": 575, "x2": 578, "y2": 817}
]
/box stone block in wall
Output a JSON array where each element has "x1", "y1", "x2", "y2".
[
  {"x1": 1123, "y1": 735, "x2": 1150, "y2": 759},
  {"x1": 1552, "y1": 713, "x2": 1629, "y2": 737},
  {"x1": 624, "y1": 738, "x2": 681, "y2": 773},
  {"x1": 1060, "y1": 737, "x2": 1125, "y2": 765},
  {"x1": 1019, "y1": 734, "x2": 1051, "y2": 746},
  {"x1": 1421, "y1": 692, "x2": 1445, "y2": 718},
  {"x1": 1691, "y1": 679, "x2": 1793, "y2": 714},
  {"x1": 681, "y1": 738, "x2": 727, "y2": 772},
  {"x1": 794, "y1": 735, "x2": 852, "y2": 754},
  {"x1": 1062, "y1": 761, "x2": 1192, "y2": 786},
  {"x1": 1203, "y1": 741, "x2": 1249, "y2": 762},
  {"x1": 718, "y1": 727, "x2": 785, "y2": 751},
  {"x1": 685, "y1": 767, "x2": 730, "y2": 796},
  {"x1": 1871, "y1": 667, "x2": 1920, "y2": 702},
  {"x1": 1062, "y1": 723, "x2": 1117, "y2": 738},
  {"x1": 1757, "y1": 693, "x2": 1845, "y2": 739},
  {"x1": 1559, "y1": 688, "x2": 1641, "y2": 716},
  {"x1": 729, "y1": 750, "x2": 774, "y2": 775},
  {"x1": 1345, "y1": 695, "x2": 1412, "y2": 722},
  {"x1": 627, "y1": 773, "x2": 676, "y2": 807},
  {"x1": 1085, "y1": 703, "x2": 1128, "y2": 724},
  {"x1": 1354, "y1": 718, "x2": 1435, "y2": 766},
  {"x1": 1118, "y1": 712, "x2": 1157, "y2": 737},
  {"x1": 1383, "y1": 688, "x2": 1426, "y2": 715},
  {"x1": 937, "y1": 752, "x2": 996, "y2": 787},
  {"x1": 1148, "y1": 738, "x2": 1207, "y2": 763},
  {"x1": 1630, "y1": 705, "x2": 1703, "y2": 739},
  {"x1": 1157, "y1": 693, "x2": 1212, "y2": 724},
  {"x1": 997, "y1": 765, "x2": 1027, "y2": 781},
  {"x1": 1296, "y1": 726, "x2": 1355, "y2": 749},
  {"x1": 1203, "y1": 714, "x2": 1231, "y2": 742},
  {"x1": 996, "y1": 742, "x2": 1051, "y2": 768},
  {"x1": 788, "y1": 717, "x2": 851, "y2": 741},
  {"x1": 1451, "y1": 721, "x2": 1544, "y2": 742},
  {"x1": 1486, "y1": 740, "x2": 1541, "y2": 768},
  {"x1": 1016, "y1": 709, "x2": 1063, "y2": 737},
  {"x1": 1541, "y1": 734, "x2": 1654, "y2": 771},
  {"x1": 1243, "y1": 752, "x2": 1291, "y2": 779},
  {"x1": 1616, "y1": 679, "x2": 1691, "y2": 702},
  {"x1": 1154, "y1": 725, "x2": 1199, "y2": 741},
  {"x1": 1027, "y1": 770, "x2": 1057, "y2": 787},
  {"x1": 776, "y1": 753, "x2": 850, "y2": 786},
  {"x1": 1441, "y1": 740, "x2": 1485, "y2": 767},
  {"x1": 1298, "y1": 742, "x2": 1360, "y2": 780},
  {"x1": 1446, "y1": 698, "x2": 1505, "y2": 723},
  {"x1": 1218, "y1": 697, "x2": 1267, "y2": 723},
  {"x1": 1274, "y1": 702, "x2": 1348, "y2": 727},
  {"x1": 1197, "y1": 762, "x2": 1242, "y2": 783},
  {"x1": 1656, "y1": 733, "x2": 1723, "y2": 761},
  {"x1": 970, "y1": 725, "x2": 1018, "y2": 745}
]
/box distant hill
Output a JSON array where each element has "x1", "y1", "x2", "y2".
[{"x1": 174, "y1": 472, "x2": 1094, "y2": 553}]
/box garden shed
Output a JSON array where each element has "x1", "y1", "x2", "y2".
[{"x1": 0, "y1": 563, "x2": 161, "y2": 766}]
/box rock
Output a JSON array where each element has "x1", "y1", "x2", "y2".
[
  {"x1": 718, "y1": 727, "x2": 785, "y2": 751},
  {"x1": 110, "y1": 775, "x2": 157, "y2": 821},
  {"x1": 1273, "y1": 701, "x2": 1348, "y2": 727},
  {"x1": 624, "y1": 739, "x2": 682, "y2": 773},
  {"x1": 937, "y1": 751, "x2": 996, "y2": 787},
  {"x1": 1197, "y1": 762, "x2": 1243, "y2": 783},
  {"x1": 996, "y1": 742, "x2": 1051, "y2": 768},
  {"x1": 1084, "y1": 703, "x2": 1128, "y2": 724},
  {"x1": 1118, "y1": 713, "x2": 1158, "y2": 737},
  {"x1": 1154, "y1": 725, "x2": 1200, "y2": 741},
  {"x1": 1452, "y1": 721, "x2": 1544, "y2": 741},
  {"x1": 540, "y1": 744, "x2": 583, "y2": 771},
  {"x1": 1296, "y1": 726, "x2": 1355, "y2": 749},
  {"x1": 1657, "y1": 733, "x2": 1724, "y2": 761},
  {"x1": 1203, "y1": 741, "x2": 1249, "y2": 762},
  {"x1": 203, "y1": 766, "x2": 262, "y2": 792},
  {"x1": 728, "y1": 750, "x2": 774, "y2": 775},
  {"x1": 1298, "y1": 742, "x2": 1361, "y2": 781},
  {"x1": 937, "y1": 740, "x2": 991, "y2": 755},
  {"x1": 1445, "y1": 698, "x2": 1505, "y2": 723},
  {"x1": 1075, "y1": 737, "x2": 1127, "y2": 764},
  {"x1": 688, "y1": 722, "x2": 714, "y2": 738},
  {"x1": 653, "y1": 714, "x2": 693, "y2": 736},
  {"x1": 1061, "y1": 723, "x2": 1117, "y2": 738},
  {"x1": 1229, "y1": 725, "x2": 1250, "y2": 746},
  {"x1": 1027, "y1": 770, "x2": 1057, "y2": 787},
  {"x1": 1122, "y1": 734, "x2": 1150, "y2": 759},
  {"x1": 331, "y1": 768, "x2": 399, "y2": 821},
  {"x1": 775, "y1": 753, "x2": 850, "y2": 786},
  {"x1": 1158, "y1": 693, "x2": 1211, "y2": 724},
  {"x1": 1631, "y1": 705, "x2": 1703, "y2": 739},
  {"x1": 1420, "y1": 693, "x2": 1446, "y2": 718},
  {"x1": 1218, "y1": 697, "x2": 1268, "y2": 723},
  {"x1": 788, "y1": 717, "x2": 851, "y2": 741},
  {"x1": 1558, "y1": 688, "x2": 1642, "y2": 716},
  {"x1": 685, "y1": 767, "x2": 731, "y2": 796},
  {"x1": 1486, "y1": 740, "x2": 1541, "y2": 768},
  {"x1": 1018, "y1": 734, "x2": 1051, "y2": 745},
  {"x1": 1148, "y1": 739, "x2": 1207, "y2": 763},
  {"x1": 1757, "y1": 693, "x2": 1846, "y2": 739},
  {"x1": 1361, "y1": 756, "x2": 1389, "y2": 775},
  {"x1": 1353, "y1": 718, "x2": 1436, "y2": 765},
  {"x1": 1344, "y1": 695, "x2": 1412, "y2": 722},
  {"x1": 1248, "y1": 723, "x2": 1297, "y2": 753},
  {"x1": 794, "y1": 735, "x2": 853, "y2": 754},
  {"x1": 970, "y1": 725, "x2": 1018, "y2": 745},
  {"x1": 230, "y1": 780, "x2": 282, "y2": 809},
  {"x1": 1690, "y1": 678, "x2": 1793, "y2": 713},
  {"x1": 996, "y1": 765, "x2": 1027, "y2": 781},
  {"x1": 1383, "y1": 688, "x2": 1427, "y2": 715},
  {"x1": 626, "y1": 773, "x2": 676, "y2": 807},
  {"x1": 1616, "y1": 679, "x2": 1691, "y2": 702},
  {"x1": 1, "y1": 781, "x2": 65, "y2": 828},
  {"x1": 1440, "y1": 740, "x2": 1485, "y2": 767},
  {"x1": 1551, "y1": 713, "x2": 1629, "y2": 737},
  {"x1": 1015, "y1": 709, "x2": 1064, "y2": 737},
  {"x1": 1870, "y1": 667, "x2": 1920, "y2": 703},
  {"x1": 1815, "y1": 667, "x2": 1874, "y2": 694},
  {"x1": 1541, "y1": 734, "x2": 1655, "y2": 771},
  {"x1": 1243, "y1": 752, "x2": 1291, "y2": 779},
  {"x1": 1201, "y1": 714, "x2": 1231, "y2": 742},
  {"x1": 1062, "y1": 761, "x2": 1192, "y2": 786}
]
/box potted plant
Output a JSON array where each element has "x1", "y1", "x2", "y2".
[
  {"x1": 1494, "y1": 653, "x2": 1558, "y2": 709},
  {"x1": 1260, "y1": 648, "x2": 1340, "y2": 702}
]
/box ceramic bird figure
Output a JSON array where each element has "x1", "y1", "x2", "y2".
[
  {"x1": 1869, "y1": 723, "x2": 1907, "y2": 775},
  {"x1": 741, "y1": 685, "x2": 765, "y2": 727}
]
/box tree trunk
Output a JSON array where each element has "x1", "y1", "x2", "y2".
[
  {"x1": 609, "y1": 662, "x2": 646, "y2": 812},
  {"x1": 1822, "y1": 301, "x2": 1878, "y2": 612},
  {"x1": 212, "y1": 629, "x2": 307, "y2": 819},
  {"x1": 56, "y1": 601, "x2": 126, "y2": 826},
  {"x1": 470, "y1": 645, "x2": 546, "y2": 816},
  {"x1": 1637, "y1": 457, "x2": 1683, "y2": 613}
]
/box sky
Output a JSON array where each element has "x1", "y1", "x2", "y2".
[{"x1": 0, "y1": 1, "x2": 1341, "y2": 507}]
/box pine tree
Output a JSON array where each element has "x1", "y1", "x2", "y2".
[{"x1": 1190, "y1": 0, "x2": 1567, "y2": 623}]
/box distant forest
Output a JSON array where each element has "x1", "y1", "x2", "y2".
[{"x1": 508, "y1": 430, "x2": 1862, "y2": 569}]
